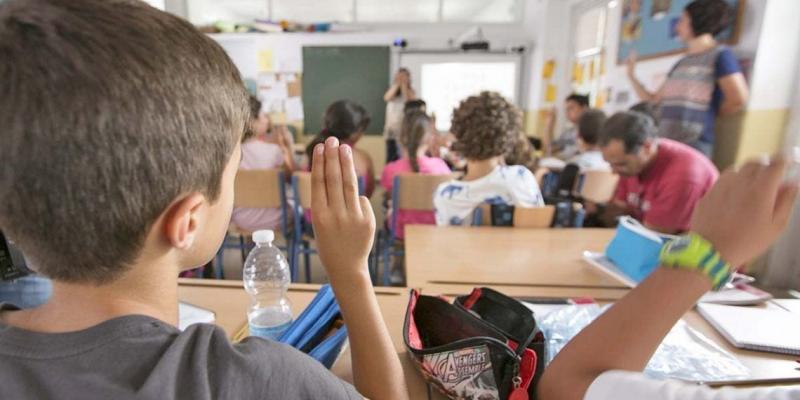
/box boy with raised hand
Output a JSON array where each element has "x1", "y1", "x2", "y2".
[
  {"x1": 0, "y1": 0, "x2": 407, "y2": 399},
  {"x1": 538, "y1": 154, "x2": 799, "y2": 400}
]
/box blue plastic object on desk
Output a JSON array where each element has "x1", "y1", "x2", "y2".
[{"x1": 605, "y1": 216, "x2": 676, "y2": 284}]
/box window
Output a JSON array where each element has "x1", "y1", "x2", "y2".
[
  {"x1": 357, "y1": 0, "x2": 438, "y2": 22},
  {"x1": 442, "y1": 0, "x2": 522, "y2": 23},
  {"x1": 272, "y1": 0, "x2": 354, "y2": 23},
  {"x1": 570, "y1": 3, "x2": 608, "y2": 107},
  {"x1": 185, "y1": 0, "x2": 523, "y2": 25},
  {"x1": 187, "y1": 0, "x2": 268, "y2": 26}
]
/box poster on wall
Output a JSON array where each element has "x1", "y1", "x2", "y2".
[{"x1": 617, "y1": 0, "x2": 743, "y2": 64}]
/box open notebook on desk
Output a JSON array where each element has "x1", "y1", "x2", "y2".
[{"x1": 697, "y1": 303, "x2": 800, "y2": 356}]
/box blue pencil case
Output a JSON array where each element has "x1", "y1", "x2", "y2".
[
  {"x1": 605, "y1": 216, "x2": 676, "y2": 284},
  {"x1": 278, "y1": 284, "x2": 348, "y2": 369}
]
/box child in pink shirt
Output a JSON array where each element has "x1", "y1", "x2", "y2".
[
  {"x1": 230, "y1": 96, "x2": 294, "y2": 232},
  {"x1": 381, "y1": 110, "x2": 451, "y2": 239}
]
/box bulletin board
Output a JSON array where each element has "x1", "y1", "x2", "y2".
[{"x1": 616, "y1": 0, "x2": 744, "y2": 64}]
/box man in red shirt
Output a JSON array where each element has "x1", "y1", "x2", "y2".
[{"x1": 597, "y1": 111, "x2": 719, "y2": 233}]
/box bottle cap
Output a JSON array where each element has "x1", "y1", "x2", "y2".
[{"x1": 252, "y1": 230, "x2": 274, "y2": 244}]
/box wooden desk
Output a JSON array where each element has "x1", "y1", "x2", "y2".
[
  {"x1": 177, "y1": 279, "x2": 435, "y2": 400},
  {"x1": 405, "y1": 226, "x2": 628, "y2": 298},
  {"x1": 178, "y1": 279, "x2": 800, "y2": 398}
]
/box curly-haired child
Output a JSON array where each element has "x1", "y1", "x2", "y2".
[{"x1": 433, "y1": 91, "x2": 544, "y2": 226}]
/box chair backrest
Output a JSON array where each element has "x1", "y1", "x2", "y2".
[
  {"x1": 293, "y1": 172, "x2": 313, "y2": 209},
  {"x1": 579, "y1": 170, "x2": 620, "y2": 203},
  {"x1": 513, "y1": 205, "x2": 556, "y2": 228},
  {"x1": 234, "y1": 169, "x2": 284, "y2": 208},
  {"x1": 472, "y1": 204, "x2": 556, "y2": 228},
  {"x1": 394, "y1": 174, "x2": 456, "y2": 212}
]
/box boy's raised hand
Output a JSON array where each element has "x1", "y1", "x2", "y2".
[
  {"x1": 311, "y1": 137, "x2": 376, "y2": 282},
  {"x1": 690, "y1": 154, "x2": 799, "y2": 267}
]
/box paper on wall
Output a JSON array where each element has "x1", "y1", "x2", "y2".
[
  {"x1": 286, "y1": 97, "x2": 304, "y2": 122},
  {"x1": 257, "y1": 49, "x2": 274, "y2": 72}
]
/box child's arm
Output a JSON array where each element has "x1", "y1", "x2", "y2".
[
  {"x1": 538, "y1": 155, "x2": 798, "y2": 400},
  {"x1": 311, "y1": 137, "x2": 409, "y2": 400}
]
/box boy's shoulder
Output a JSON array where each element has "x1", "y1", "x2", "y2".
[{"x1": 0, "y1": 314, "x2": 358, "y2": 400}]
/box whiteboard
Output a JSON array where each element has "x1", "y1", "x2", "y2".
[{"x1": 399, "y1": 53, "x2": 523, "y2": 131}]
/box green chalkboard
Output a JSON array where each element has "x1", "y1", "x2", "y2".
[{"x1": 302, "y1": 46, "x2": 390, "y2": 136}]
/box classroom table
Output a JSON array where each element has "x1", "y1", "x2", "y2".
[
  {"x1": 404, "y1": 226, "x2": 630, "y2": 299},
  {"x1": 177, "y1": 278, "x2": 435, "y2": 400},
  {"x1": 178, "y1": 278, "x2": 800, "y2": 398}
]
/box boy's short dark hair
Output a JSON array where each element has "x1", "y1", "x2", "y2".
[
  {"x1": 577, "y1": 109, "x2": 607, "y2": 146},
  {"x1": 565, "y1": 93, "x2": 590, "y2": 108},
  {"x1": 0, "y1": 0, "x2": 249, "y2": 284},
  {"x1": 598, "y1": 111, "x2": 657, "y2": 154},
  {"x1": 450, "y1": 91, "x2": 522, "y2": 160},
  {"x1": 404, "y1": 99, "x2": 427, "y2": 114},
  {"x1": 685, "y1": 0, "x2": 733, "y2": 36}
]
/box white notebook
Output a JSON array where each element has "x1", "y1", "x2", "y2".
[
  {"x1": 178, "y1": 302, "x2": 215, "y2": 331},
  {"x1": 697, "y1": 303, "x2": 800, "y2": 356}
]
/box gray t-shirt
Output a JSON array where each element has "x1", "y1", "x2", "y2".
[{"x1": 0, "y1": 304, "x2": 360, "y2": 400}]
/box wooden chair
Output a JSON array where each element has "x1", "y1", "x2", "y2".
[
  {"x1": 577, "y1": 170, "x2": 620, "y2": 204},
  {"x1": 215, "y1": 169, "x2": 290, "y2": 279},
  {"x1": 472, "y1": 204, "x2": 557, "y2": 228},
  {"x1": 290, "y1": 172, "x2": 366, "y2": 283},
  {"x1": 380, "y1": 173, "x2": 456, "y2": 286}
]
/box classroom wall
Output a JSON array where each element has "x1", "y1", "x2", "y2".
[{"x1": 723, "y1": 0, "x2": 800, "y2": 168}]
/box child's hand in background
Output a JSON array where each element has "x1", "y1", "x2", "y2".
[{"x1": 311, "y1": 137, "x2": 376, "y2": 283}]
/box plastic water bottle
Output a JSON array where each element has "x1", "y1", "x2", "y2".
[{"x1": 243, "y1": 230, "x2": 292, "y2": 340}]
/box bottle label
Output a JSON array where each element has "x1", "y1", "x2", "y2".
[{"x1": 249, "y1": 320, "x2": 292, "y2": 341}]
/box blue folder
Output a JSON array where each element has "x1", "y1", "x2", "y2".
[{"x1": 277, "y1": 284, "x2": 348, "y2": 369}]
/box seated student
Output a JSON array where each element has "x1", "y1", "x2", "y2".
[
  {"x1": 0, "y1": 2, "x2": 407, "y2": 399},
  {"x1": 306, "y1": 100, "x2": 376, "y2": 198},
  {"x1": 229, "y1": 96, "x2": 295, "y2": 233},
  {"x1": 568, "y1": 109, "x2": 611, "y2": 171},
  {"x1": 539, "y1": 154, "x2": 799, "y2": 400},
  {"x1": 404, "y1": 98, "x2": 426, "y2": 114},
  {"x1": 381, "y1": 110, "x2": 451, "y2": 235},
  {"x1": 549, "y1": 93, "x2": 590, "y2": 160},
  {"x1": 434, "y1": 92, "x2": 544, "y2": 226},
  {"x1": 595, "y1": 111, "x2": 718, "y2": 233}
]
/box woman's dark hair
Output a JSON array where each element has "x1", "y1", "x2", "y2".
[
  {"x1": 565, "y1": 93, "x2": 590, "y2": 108},
  {"x1": 399, "y1": 110, "x2": 431, "y2": 173},
  {"x1": 685, "y1": 0, "x2": 733, "y2": 37},
  {"x1": 305, "y1": 100, "x2": 370, "y2": 165}
]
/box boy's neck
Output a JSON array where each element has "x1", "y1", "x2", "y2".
[
  {"x1": 1, "y1": 260, "x2": 179, "y2": 333},
  {"x1": 464, "y1": 157, "x2": 501, "y2": 181}
]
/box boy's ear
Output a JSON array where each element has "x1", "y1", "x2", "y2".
[{"x1": 162, "y1": 192, "x2": 207, "y2": 250}]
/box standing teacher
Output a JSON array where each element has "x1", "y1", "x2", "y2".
[
  {"x1": 383, "y1": 68, "x2": 416, "y2": 164},
  {"x1": 626, "y1": 0, "x2": 748, "y2": 158}
]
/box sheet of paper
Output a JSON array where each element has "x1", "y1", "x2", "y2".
[
  {"x1": 257, "y1": 49, "x2": 274, "y2": 72},
  {"x1": 544, "y1": 84, "x2": 558, "y2": 103},
  {"x1": 542, "y1": 59, "x2": 556, "y2": 79},
  {"x1": 286, "y1": 97, "x2": 304, "y2": 122},
  {"x1": 261, "y1": 82, "x2": 288, "y2": 103}
]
